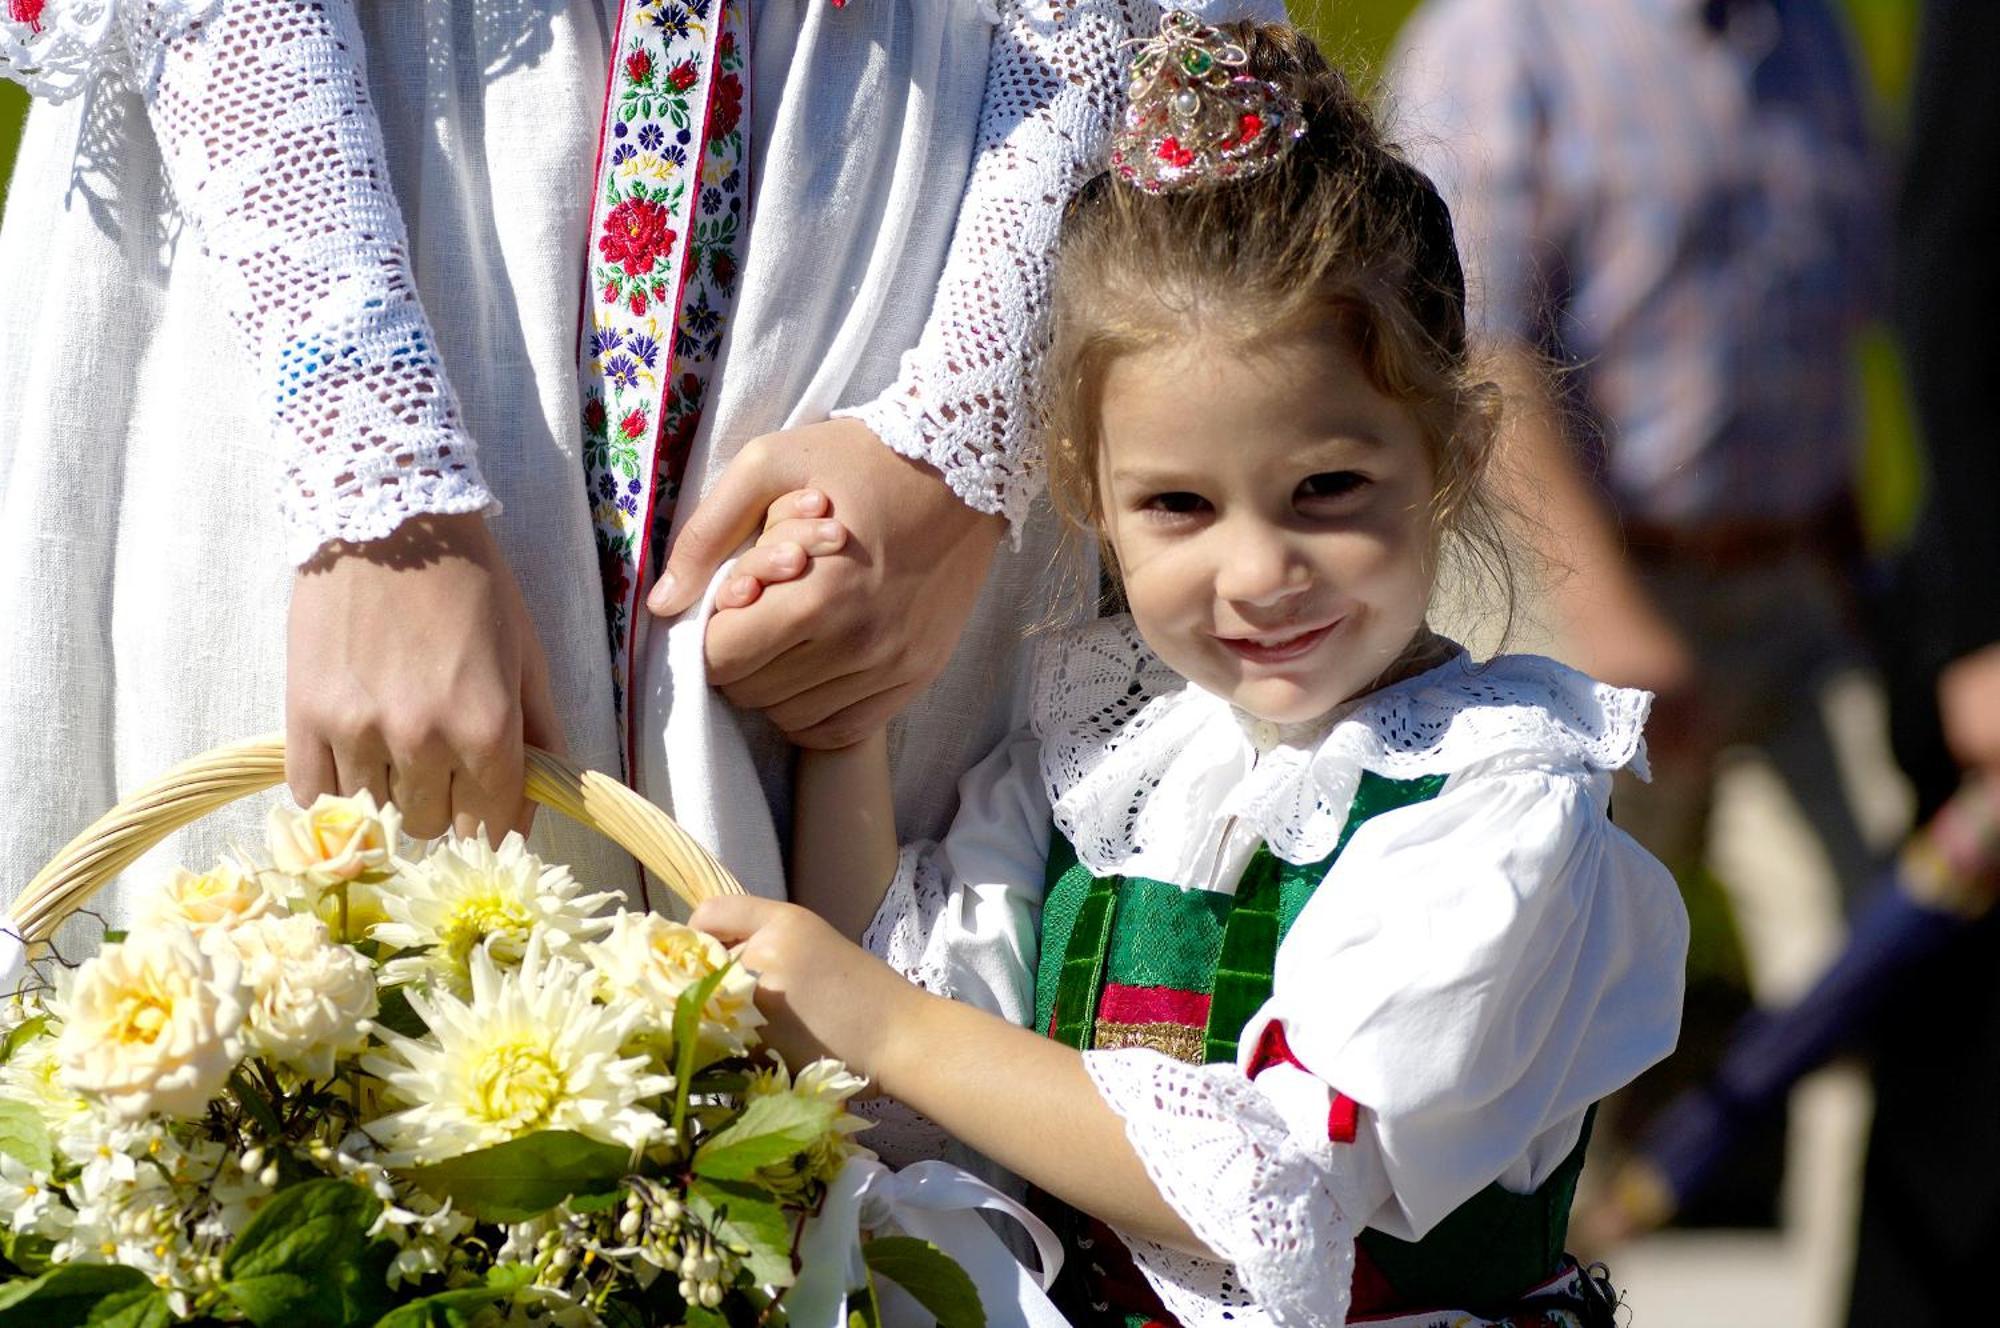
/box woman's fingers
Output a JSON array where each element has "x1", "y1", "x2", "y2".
[
  {"x1": 764, "y1": 488, "x2": 829, "y2": 528},
  {"x1": 285, "y1": 732, "x2": 340, "y2": 812}
]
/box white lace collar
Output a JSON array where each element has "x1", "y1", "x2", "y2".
[{"x1": 1033, "y1": 616, "x2": 1653, "y2": 879}]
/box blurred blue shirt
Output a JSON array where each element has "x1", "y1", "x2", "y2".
[{"x1": 1387, "y1": 0, "x2": 1883, "y2": 525}]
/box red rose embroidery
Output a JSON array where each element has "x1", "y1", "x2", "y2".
[
  {"x1": 598, "y1": 198, "x2": 676, "y2": 279},
  {"x1": 620, "y1": 409, "x2": 649, "y2": 442},
  {"x1": 582, "y1": 397, "x2": 608, "y2": 435},
  {"x1": 630, "y1": 290, "x2": 649, "y2": 316},
  {"x1": 667, "y1": 61, "x2": 699, "y2": 93},
  {"x1": 9, "y1": 0, "x2": 45, "y2": 32},
  {"x1": 602, "y1": 280, "x2": 619, "y2": 303},
  {"x1": 711, "y1": 248, "x2": 738, "y2": 290},
  {"x1": 624, "y1": 49, "x2": 653, "y2": 85},
  {"x1": 599, "y1": 539, "x2": 631, "y2": 603},
  {"x1": 711, "y1": 73, "x2": 745, "y2": 138}
]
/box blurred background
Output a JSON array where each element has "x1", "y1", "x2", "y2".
[{"x1": 0, "y1": 3, "x2": 1969, "y2": 1326}]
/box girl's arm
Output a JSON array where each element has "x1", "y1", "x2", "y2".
[
  {"x1": 792, "y1": 737, "x2": 899, "y2": 939},
  {"x1": 692, "y1": 894, "x2": 1209, "y2": 1254}
]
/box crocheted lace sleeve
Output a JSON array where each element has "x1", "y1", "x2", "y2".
[
  {"x1": 1084, "y1": 1049, "x2": 1377, "y2": 1328},
  {"x1": 837, "y1": 0, "x2": 1155, "y2": 527},
  {"x1": 5, "y1": 0, "x2": 497, "y2": 563}
]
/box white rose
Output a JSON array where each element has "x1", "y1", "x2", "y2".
[
  {"x1": 133, "y1": 858, "x2": 277, "y2": 936},
  {"x1": 58, "y1": 929, "x2": 248, "y2": 1122},
  {"x1": 582, "y1": 911, "x2": 763, "y2": 1058},
  {"x1": 267, "y1": 791, "x2": 401, "y2": 888},
  {"x1": 220, "y1": 914, "x2": 378, "y2": 1082}
]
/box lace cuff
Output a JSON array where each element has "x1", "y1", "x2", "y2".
[
  {"x1": 127, "y1": 0, "x2": 493, "y2": 561},
  {"x1": 0, "y1": 0, "x2": 224, "y2": 101},
  {"x1": 836, "y1": 0, "x2": 1149, "y2": 527},
  {"x1": 860, "y1": 843, "x2": 961, "y2": 999},
  {"x1": 1085, "y1": 1048, "x2": 1361, "y2": 1328}
]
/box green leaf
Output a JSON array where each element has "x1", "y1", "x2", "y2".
[
  {"x1": 684, "y1": 1308, "x2": 728, "y2": 1328},
  {"x1": 691, "y1": 1092, "x2": 836, "y2": 1183},
  {"x1": 369, "y1": 1266, "x2": 533, "y2": 1328},
  {"x1": 565, "y1": 1186, "x2": 628, "y2": 1216},
  {"x1": 219, "y1": 1177, "x2": 393, "y2": 1328},
  {"x1": 406, "y1": 1131, "x2": 630, "y2": 1222},
  {"x1": 0, "y1": 1097, "x2": 52, "y2": 1173},
  {"x1": 369, "y1": 986, "x2": 429, "y2": 1039},
  {"x1": 1, "y1": 1016, "x2": 49, "y2": 1064},
  {"x1": 844, "y1": 1280, "x2": 882, "y2": 1328},
  {"x1": 686, "y1": 1178, "x2": 796, "y2": 1288},
  {"x1": 671, "y1": 964, "x2": 733, "y2": 1136},
  {"x1": 0, "y1": 1228, "x2": 54, "y2": 1278},
  {"x1": 862, "y1": 1237, "x2": 985, "y2": 1328},
  {"x1": 0, "y1": 1264, "x2": 168, "y2": 1328}
]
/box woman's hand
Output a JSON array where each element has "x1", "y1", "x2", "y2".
[
  {"x1": 690, "y1": 896, "x2": 921, "y2": 1079},
  {"x1": 649, "y1": 419, "x2": 1005, "y2": 749},
  {"x1": 286, "y1": 512, "x2": 564, "y2": 840}
]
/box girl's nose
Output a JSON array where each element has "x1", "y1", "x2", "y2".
[{"x1": 1215, "y1": 526, "x2": 1310, "y2": 608}]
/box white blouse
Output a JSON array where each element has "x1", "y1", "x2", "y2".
[{"x1": 863, "y1": 616, "x2": 1689, "y2": 1328}]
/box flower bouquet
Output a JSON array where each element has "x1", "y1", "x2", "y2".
[{"x1": 0, "y1": 739, "x2": 995, "y2": 1328}]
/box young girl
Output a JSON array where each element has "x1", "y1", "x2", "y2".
[{"x1": 693, "y1": 19, "x2": 1687, "y2": 1327}]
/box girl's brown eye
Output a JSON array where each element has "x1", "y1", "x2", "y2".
[
  {"x1": 1144, "y1": 491, "x2": 1211, "y2": 516},
  {"x1": 1298, "y1": 471, "x2": 1367, "y2": 502}
]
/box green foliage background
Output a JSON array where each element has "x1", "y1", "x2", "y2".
[{"x1": 0, "y1": 0, "x2": 1922, "y2": 534}]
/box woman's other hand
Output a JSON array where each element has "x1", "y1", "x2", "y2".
[{"x1": 286, "y1": 513, "x2": 564, "y2": 840}]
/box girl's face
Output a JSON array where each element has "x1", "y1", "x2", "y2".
[{"x1": 1096, "y1": 325, "x2": 1441, "y2": 725}]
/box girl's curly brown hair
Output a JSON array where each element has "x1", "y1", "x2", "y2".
[{"x1": 1043, "y1": 22, "x2": 1516, "y2": 630}]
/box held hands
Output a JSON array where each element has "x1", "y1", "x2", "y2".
[
  {"x1": 286, "y1": 513, "x2": 565, "y2": 840},
  {"x1": 647, "y1": 418, "x2": 1006, "y2": 749}
]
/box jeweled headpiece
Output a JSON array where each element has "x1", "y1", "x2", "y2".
[{"x1": 1109, "y1": 11, "x2": 1306, "y2": 195}]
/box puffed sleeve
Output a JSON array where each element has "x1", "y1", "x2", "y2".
[
  {"x1": 861, "y1": 727, "x2": 1052, "y2": 1028},
  {"x1": 1082, "y1": 764, "x2": 1686, "y2": 1326},
  {"x1": 836, "y1": 0, "x2": 1286, "y2": 529},
  {"x1": 3, "y1": 0, "x2": 496, "y2": 563}
]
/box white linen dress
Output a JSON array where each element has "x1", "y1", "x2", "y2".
[
  {"x1": 860, "y1": 615, "x2": 1690, "y2": 1327},
  {"x1": 0, "y1": 0, "x2": 1284, "y2": 924}
]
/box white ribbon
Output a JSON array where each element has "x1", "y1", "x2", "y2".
[{"x1": 789, "y1": 1157, "x2": 1068, "y2": 1328}]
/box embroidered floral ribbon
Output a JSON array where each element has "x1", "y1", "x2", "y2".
[{"x1": 578, "y1": 0, "x2": 753, "y2": 773}]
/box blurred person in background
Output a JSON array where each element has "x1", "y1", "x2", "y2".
[
  {"x1": 1848, "y1": 0, "x2": 2000, "y2": 1319},
  {"x1": 1384, "y1": 0, "x2": 1884, "y2": 1219}
]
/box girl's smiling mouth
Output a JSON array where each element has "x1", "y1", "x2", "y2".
[{"x1": 1214, "y1": 618, "x2": 1342, "y2": 664}]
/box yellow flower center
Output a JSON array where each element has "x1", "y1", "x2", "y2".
[
  {"x1": 442, "y1": 890, "x2": 534, "y2": 971},
  {"x1": 470, "y1": 1038, "x2": 566, "y2": 1132},
  {"x1": 111, "y1": 989, "x2": 173, "y2": 1047},
  {"x1": 311, "y1": 809, "x2": 364, "y2": 856}
]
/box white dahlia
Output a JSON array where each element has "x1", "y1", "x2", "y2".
[
  {"x1": 360, "y1": 940, "x2": 670, "y2": 1165},
  {"x1": 371, "y1": 833, "x2": 619, "y2": 994}
]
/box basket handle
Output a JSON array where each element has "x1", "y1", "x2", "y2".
[{"x1": 8, "y1": 734, "x2": 744, "y2": 945}]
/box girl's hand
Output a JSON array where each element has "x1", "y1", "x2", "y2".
[
  {"x1": 690, "y1": 895, "x2": 921, "y2": 1078},
  {"x1": 711, "y1": 489, "x2": 852, "y2": 611}
]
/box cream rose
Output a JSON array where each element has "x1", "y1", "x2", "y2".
[
  {"x1": 58, "y1": 928, "x2": 248, "y2": 1121},
  {"x1": 133, "y1": 858, "x2": 276, "y2": 936},
  {"x1": 220, "y1": 914, "x2": 378, "y2": 1081},
  {"x1": 267, "y1": 791, "x2": 401, "y2": 888},
  {"x1": 582, "y1": 912, "x2": 764, "y2": 1057}
]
